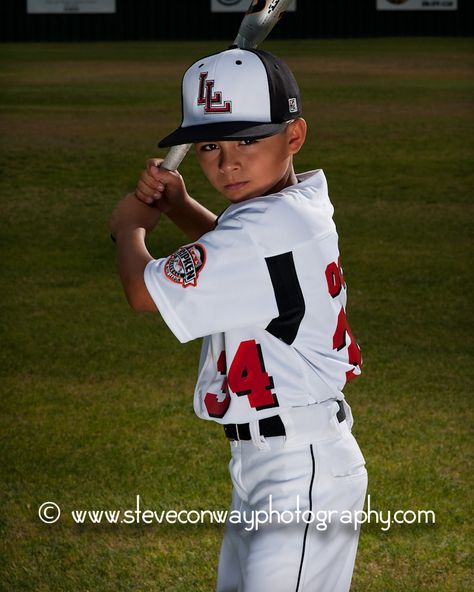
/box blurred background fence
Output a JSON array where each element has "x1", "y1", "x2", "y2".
[{"x1": 1, "y1": 0, "x2": 473, "y2": 42}]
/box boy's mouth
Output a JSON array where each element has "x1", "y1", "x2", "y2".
[{"x1": 224, "y1": 181, "x2": 249, "y2": 192}]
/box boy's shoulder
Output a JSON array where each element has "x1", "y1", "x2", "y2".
[{"x1": 216, "y1": 169, "x2": 336, "y2": 255}]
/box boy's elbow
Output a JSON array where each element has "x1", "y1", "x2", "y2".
[{"x1": 125, "y1": 283, "x2": 158, "y2": 312}]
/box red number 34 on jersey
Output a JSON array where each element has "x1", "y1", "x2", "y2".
[{"x1": 204, "y1": 341, "x2": 278, "y2": 419}]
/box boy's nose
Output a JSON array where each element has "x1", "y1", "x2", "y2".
[{"x1": 218, "y1": 146, "x2": 240, "y2": 173}]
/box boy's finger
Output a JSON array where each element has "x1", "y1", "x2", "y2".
[
  {"x1": 139, "y1": 174, "x2": 166, "y2": 196},
  {"x1": 139, "y1": 174, "x2": 158, "y2": 193},
  {"x1": 147, "y1": 158, "x2": 163, "y2": 173},
  {"x1": 136, "y1": 183, "x2": 154, "y2": 200},
  {"x1": 150, "y1": 165, "x2": 179, "y2": 185},
  {"x1": 135, "y1": 193, "x2": 156, "y2": 207},
  {"x1": 144, "y1": 173, "x2": 166, "y2": 192},
  {"x1": 137, "y1": 190, "x2": 162, "y2": 206},
  {"x1": 135, "y1": 186, "x2": 162, "y2": 205},
  {"x1": 133, "y1": 188, "x2": 151, "y2": 204}
]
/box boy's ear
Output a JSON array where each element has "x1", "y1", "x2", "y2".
[{"x1": 287, "y1": 118, "x2": 307, "y2": 155}]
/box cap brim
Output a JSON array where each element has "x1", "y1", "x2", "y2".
[{"x1": 158, "y1": 121, "x2": 288, "y2": 148}]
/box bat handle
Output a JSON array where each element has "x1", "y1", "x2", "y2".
[
  {"x1": 160, "y1": 143, "x2": 192, "y2": 171},
  {"x1": 233, "y1": 33, "x2": 257, "y2": 49}
]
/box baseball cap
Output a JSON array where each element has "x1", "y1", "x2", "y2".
[{"x1": 158, "y1": 47, "x2": 302, "y2": 148}]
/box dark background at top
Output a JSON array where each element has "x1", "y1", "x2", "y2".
[{"x1": 1, "y1": 0, "x2": 473, "y2": 42}]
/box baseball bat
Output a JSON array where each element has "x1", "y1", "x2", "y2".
[{"x1": 160, "y1": 0, "x2": 293, "y2": 172}]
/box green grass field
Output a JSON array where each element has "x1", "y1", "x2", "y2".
[{"x1": 1, "y1": 38, "x2": 473, "y2": 591}]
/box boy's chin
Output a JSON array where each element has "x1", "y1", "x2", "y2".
[
  {"x1": 224, "y1": 191, "x2": 258, "y2": 203},
  {"x1": 221, "y1": 183, "x2": 271, "y2": 203}
]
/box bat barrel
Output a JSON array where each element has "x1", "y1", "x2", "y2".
[{"x1": 233, "y1": 0, "x2": 293, "y2": 49}]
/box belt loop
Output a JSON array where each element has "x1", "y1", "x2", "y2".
[
  {"x1": 249, "y1": 420, "x2": 270, "y2": 451},
  {"x1": 336, "y1": 400, "x2": 346, "y2": 423},
  {"x1": 236, "y1": 423, "x2": 240, "y2": 441}
]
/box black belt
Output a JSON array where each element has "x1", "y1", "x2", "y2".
[{"x1": 223, "y1": 400, "x2": 346, "y2": 441}]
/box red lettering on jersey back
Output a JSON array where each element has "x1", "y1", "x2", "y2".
[
  {"x1": 333, "y1": 307, "x2": 362, "y2": 382},
  {"x1": 325, "y1": 257, "x2": 345, "y2": 297},
  {"x1": 228, "y1": 340, "x2": 278, "y2": 410},
  {"x1": 326, "y1": 257, "x2": 361, "y2": 384}
]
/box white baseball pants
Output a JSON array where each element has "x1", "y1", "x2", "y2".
[{"x1": 216, "y1": 399, "x2": 368, "y2": 592}]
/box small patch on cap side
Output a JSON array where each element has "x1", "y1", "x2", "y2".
[{"x1": 288, "y1": 98, "x2": 298, "y2": 113}]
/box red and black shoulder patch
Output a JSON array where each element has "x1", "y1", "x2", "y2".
[{"x1": 164, "y1": 244, "x2": 206, "y2": 288}]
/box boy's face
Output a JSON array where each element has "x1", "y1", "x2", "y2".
[{"x1": 194, "y1": 119, "x2": 307, "y2": 203}]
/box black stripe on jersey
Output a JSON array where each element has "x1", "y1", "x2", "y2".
[{"x1": 265, "y1": 252, "x2": 305, "y2": 345}]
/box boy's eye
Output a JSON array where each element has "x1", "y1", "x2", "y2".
[
  {"x1": 200, "y1": 143, "x2": 218, "y2": 152},
  {"x1": 240, "y1": 138, "x2": 258, "y2": 146}
]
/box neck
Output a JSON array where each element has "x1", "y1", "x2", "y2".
[{"x1": 264, "y1": 162, "x2": 297, "y2": 196}]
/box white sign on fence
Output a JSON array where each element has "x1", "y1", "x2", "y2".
[
  {"x1": 27, "y1": 0, "x2": 116, "y2": 14},
  {"x1": 377, "y1": 0, "x2": 457, "y2": 10},
  {"x1": 211, "y1": 0, "x2": 297, "y2": 13}
]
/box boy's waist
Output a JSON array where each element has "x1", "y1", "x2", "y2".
[{"x1": 223, "y1": 399, "x2": 348, "y2": 443}]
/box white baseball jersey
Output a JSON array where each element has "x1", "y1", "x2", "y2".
[{"x1": 144, "y1": 170, "x2": 362, "y2": 425}]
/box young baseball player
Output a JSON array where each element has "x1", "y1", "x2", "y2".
[{"x1": 110, "y1": 47, "x2": 367, "y2": 592}]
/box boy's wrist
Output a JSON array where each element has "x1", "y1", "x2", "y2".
[
  {"x1": 164, "y1": 191, "x2": 192, "y2": 217},
  {"x1": 113, "y1": 226, "x2": 147, "y2": 244},
  {"x1": 110, "y1": 192, "x2": 162, "y2": 241}
]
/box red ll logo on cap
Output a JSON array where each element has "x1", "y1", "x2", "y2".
[{"x1": 197, "y1": 72, "x2": 232, "y2": 114}]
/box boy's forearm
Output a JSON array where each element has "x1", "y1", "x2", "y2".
[
  {"x1": 166, "y1": 195, "x2": 217, "y2": 241},
  {"x1": 115, "y1": 228, "x2": 157, "y2": 312}
]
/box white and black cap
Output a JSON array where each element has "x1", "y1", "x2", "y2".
[{"x1": 158, "y1": 47, "x2": 302, "y2": 148}]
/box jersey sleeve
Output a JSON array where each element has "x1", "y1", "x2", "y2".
[{"x1": 143, "y1": 217, "x2": 279, "y2": 343}]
